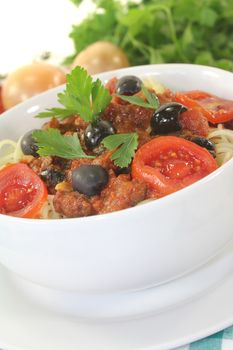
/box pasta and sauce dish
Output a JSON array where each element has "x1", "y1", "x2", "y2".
[{"x1": 1, "y1": 66, "x2": 233, "y2": 219}]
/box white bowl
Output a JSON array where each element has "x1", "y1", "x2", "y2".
[{"x1": 0, "y1": 64, "x2": 233, "y2": 296}]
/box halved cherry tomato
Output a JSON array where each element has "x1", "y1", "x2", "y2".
[
  {"x1": 179, "y1": 108, "x2": 209, "y2": 137},
  {"x1": 0, "y1": 163, "x2": 47, "y2": 218},
  {"x1": 176, "y1": 91, "x2": 233, "y2": 124},
  {"x1": 132, "y1": 136, "x2": 218, "y2": 198}
]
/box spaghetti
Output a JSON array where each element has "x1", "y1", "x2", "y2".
[
  {"x1": 208, "y1": 125, "x2": 233, "y2": 166},
  {"x1": 0, "y1": 137, "x2": 23, "y2": 168}
]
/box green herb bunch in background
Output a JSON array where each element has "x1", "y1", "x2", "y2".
[{"x1": 67, "y1": 0, "x2": 233, "y2": 71}]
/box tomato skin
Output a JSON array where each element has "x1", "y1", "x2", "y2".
[
  {"x1": 71, "y1": 41, "x2": 129, "y2": 75},
  {"x1": 176, "y1": 91, "x2": 233, "y2": 124},
  {"x1": 0, "y1": 163, "x2": 48, "y2": 218},
  {"x1": 2, "y1": 63, "x2": 66, "y2": 110},
  {"x1": 132, "y1": 136, "x2": 218, "y2": 198},
  {"x1": 175, "y1": 92, "x2": 213, "y2": 121},
  {"x1": 182, "y1": 91, "x2": 211, "y2": 100},
  {"x1": 180, "y1": 108, "x2": 209, "y2": 137}
]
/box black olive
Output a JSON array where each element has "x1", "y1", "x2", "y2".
[
  {"x1": 84, "y1": 120, "x2": 115, "y2": 149},
  {"x1": 151, "y1": 102, "x2": 187, "y2": 135},
  {"x1": 21, "y1": 129, "x2": 40, "y2": 156},
  {"x1": 116, "y1": 75, "x2": 142, "y2": 96},
  {"x1": 115, "y1": 166, "x2": 130, "y2": 175},
  {"x1": 40, "y1": 169, "x2": 65, "y2": 186},
  {"x1": 72, "y1": 165, "x2": 109, "y2": 196},
  {"x1": 191, "y1": 137, "x2": 216, "y2": 157}
]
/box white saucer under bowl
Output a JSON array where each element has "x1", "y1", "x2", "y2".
[
  {"x1": 7, "y1": 240, "x2": 233, "y2": 319},
  {"x1": 2, "y1": 241, "x2": 233, "y2": 350}
]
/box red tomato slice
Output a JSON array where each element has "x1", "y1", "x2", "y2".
[
  {"x1": 132, "y1": 136, "x2": 218, "y2": 198},
  {"x1": 175, "y1": 92, "x2": 213, "y2": 121},
  {"x1": 0, "y1": 163, "x2": 48, "y2": 218},
  {"x1": 176, "y1": 91, "x2": 233, "y2": 124},
  {"x1": 181, "y1": 90, "x2": 211, "y2": 100},
  {"x1": 179, "y1": 108, "x2": 209, "y2": 137}
]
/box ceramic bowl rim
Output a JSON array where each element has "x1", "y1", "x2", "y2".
[{"x1": 0, "y1": 63, "x2": 232, "y2": 225}]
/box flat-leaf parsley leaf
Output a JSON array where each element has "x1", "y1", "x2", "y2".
[
  {"x1": 102, "y1": 133, "x2": 138, "y2": 167},
  {"x1": 116, "y1": 85, "x2": 159, "y2": 110},
  {"x1": 32, "y1": 128, "x2": 94, "y2": 159},
  {"x1": 36, "y1": 66, "x2": 112, "y2": 123}
]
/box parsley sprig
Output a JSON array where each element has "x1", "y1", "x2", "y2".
[
  {"x1": 102, "y1": 133, "x2": 138, "y2": 167},
  {"x1": 115, "y1": 85, "x2": 159, "y2": 109},
  {"x1": 32, "y1": 129, "x2": 94, "y2": 159},
  {"x1": 36, "y1": 66, "x2": 112, "y2": 122},
  {"x1": 34, "y1": 66, "x2": 139, "y2": 167},
  {"x1": 32, "y1": 129, "x2": 138, "y2": 167}
]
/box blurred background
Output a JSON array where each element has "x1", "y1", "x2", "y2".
[{"x1": 0, "y1": 0, "x2": 233, "y2": 112}]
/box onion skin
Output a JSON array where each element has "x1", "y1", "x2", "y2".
[
  {"x1": 71, "y1": 41, "x2": 130, "y2": 75},
  {"x1": 2, "y1": 63, "x2": 66, "y2": 109}
]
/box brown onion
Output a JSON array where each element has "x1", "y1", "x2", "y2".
[
  {"x1": 71, "y1": 41, "x2": 130, "y2": 75},
  {"x1": 2, "y1": 63, "x2": 66, "y2": 109}
]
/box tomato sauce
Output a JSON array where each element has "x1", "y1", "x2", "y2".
[
  {"x1": 0, "y1": 76, "x2": 221, "y2": 219},
  {"x1": 30, "y1": 82, "x2": 216, "y2": 218}
]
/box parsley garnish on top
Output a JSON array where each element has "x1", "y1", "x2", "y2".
[
  {"x1": 32, "y1": 129, "x2": 138, "y2": 167},
  {"x1": 34, "y1": 66, "x2": 140, "y2": 167},
  {"x1": 36, "y1": 66, "x2": 112, "y2": 122},
  {"x1": 115, "y1": 85, "x2": 159, "y2": 109},
  {"x1": 102, "y1": 133, "x2": 138, "y2": 168},
  {"x1": 32, "y1": 128, "x2": 94, "y2": 159}
]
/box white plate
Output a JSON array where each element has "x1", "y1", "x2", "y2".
[{"x1": 2, "y1": 242, "x2": 233, "y2": 350}]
